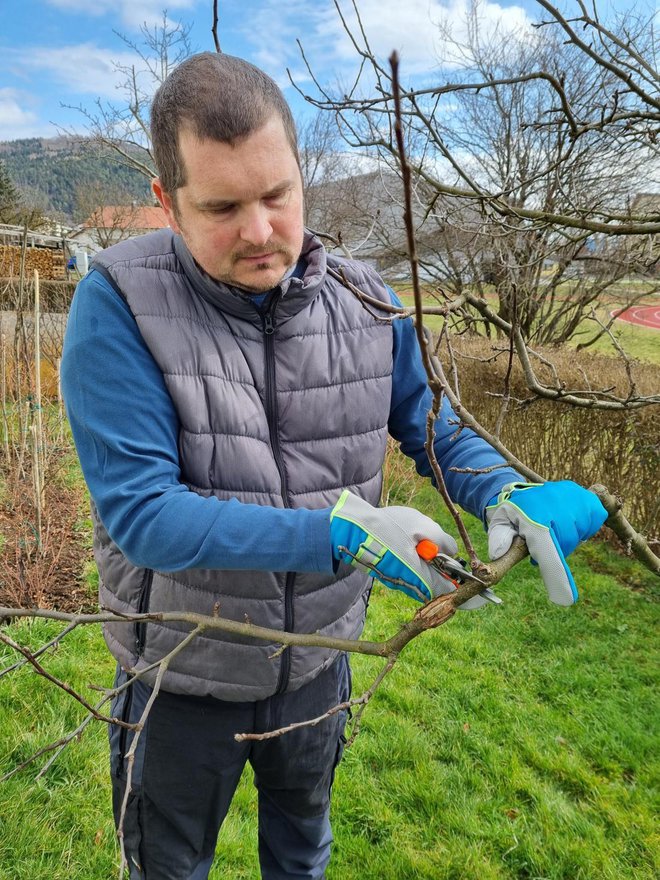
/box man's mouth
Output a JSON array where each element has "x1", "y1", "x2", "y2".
[
  {"x1": 234, "y1": 245, "x2": 287, "y2": 264},
  {"x1": 239, "y1": 252, "x2": 276, "y2": 263}
]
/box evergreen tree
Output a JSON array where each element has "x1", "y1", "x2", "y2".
[{"x1": 0, "y1": 159, "x2": 21, "y2": 223}]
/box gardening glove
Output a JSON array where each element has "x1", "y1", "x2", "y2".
[
  {"x1": 485, "y1": 481, "x2": 608, "y2": 606},
  {"x1": 330, "y1": 490, "x2": 459, "y2": 603}
]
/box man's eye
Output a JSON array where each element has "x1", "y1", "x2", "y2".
[
  {"x1": 210, "y1": 205, "x2": 234, "y2": 215},
  {"x1": 266, "y1": 191, "x2": 288, "y2": 206}
]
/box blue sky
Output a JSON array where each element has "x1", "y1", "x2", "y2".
[{"x1": 0, "y1": 0, "x2": 650, "y2": 142}]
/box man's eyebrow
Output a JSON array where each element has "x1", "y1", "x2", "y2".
[
  {"x1": 195, "y1": 181, "x2": 294, "y2": 210},
  {"x1": 263, "y1": 180, "x2": 294, "y2": 196},
  {"x1": 195, "y1": 197, "x2": 235, "y2": 210}
]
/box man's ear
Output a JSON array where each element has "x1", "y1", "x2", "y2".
[{"x1": 152, "y1": 179, "x2": 181, "y2": 234}]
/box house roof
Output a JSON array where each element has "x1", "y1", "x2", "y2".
[
  {"x1": 630, "y1": 193, "x2": 660, "y2": 215},
  {"x1": 83, "y1": 205, "x2": 169, "y2": 230}
]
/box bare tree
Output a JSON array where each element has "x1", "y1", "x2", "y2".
[
  {"x1": 295, "y1": 0, "x2": 660, "y2": 354},
  {"x1": 299, "y1": 111, "x2": 345, "y2": 193},
  {"x1": 63, "y1": 13, "x2": 193, "y2": 181},
  {"x1": 412, "y1": 21, "x2": 658, "y2": 344},
  {"x1": 73, "y1": 181, "x2": 150, "y2": 249}
]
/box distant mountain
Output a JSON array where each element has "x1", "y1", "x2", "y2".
[{"x1": 0, "y1": 137, "x2": 154, "y2": 221}]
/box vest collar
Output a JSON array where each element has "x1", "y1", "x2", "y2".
[{"x1": 173, "y1": 230, "x2": 328, "y2": 325}]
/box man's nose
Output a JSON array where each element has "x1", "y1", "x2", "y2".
[{"x1": 239, "y1": 206, "x2": 273, "y2": 246}]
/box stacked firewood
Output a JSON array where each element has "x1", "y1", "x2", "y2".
[{"x1": 0, "y1": 244, "x2": 65, "y2": 280}]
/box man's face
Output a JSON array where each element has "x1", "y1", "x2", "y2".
[{"x1": 153, "y1": 115, "x2": 304, "y2": 292}]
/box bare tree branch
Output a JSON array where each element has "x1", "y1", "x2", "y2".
[
  {"x1": 590, "y1": 484, "x2": 660, "y2": 576},
  {"x1": 117, "y1": 624, "x2": 205, "y2": 878},
  {"x1": 234, "y1": 655, "x2": 396, "y2": 744},
  {"x1": 0, "y1": 628, "x2": 131, "y2": 727},
  {"x1": 212, "y1": 0, "x2": 221, "y2": 53},
  {"x1": 60, "y1": 14, "x2": 192, "y2": 181},
  {"x1": 0, "y1": 620, "x2": 78, "y2": 679}
]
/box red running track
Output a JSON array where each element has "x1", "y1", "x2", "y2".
[{"x1": 612, "y1": 304, "x2": 660, "y2": 329}]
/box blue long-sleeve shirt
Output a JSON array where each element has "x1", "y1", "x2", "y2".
[{"x1": 61, "y1": 269, "x2": 520, "y2": 574}]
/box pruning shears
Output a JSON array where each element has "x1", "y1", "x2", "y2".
[{"x1": 416, "y1": 539, "x2": 502, "y2": 605}]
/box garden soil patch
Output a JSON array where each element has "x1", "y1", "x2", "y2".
[{"x1": 0, "y1": 477, "x2": 94, "y2": 612}]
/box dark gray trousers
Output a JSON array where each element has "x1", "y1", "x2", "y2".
[{"x1": 109, "y1": 655, "x2": 351, "y2": 880}]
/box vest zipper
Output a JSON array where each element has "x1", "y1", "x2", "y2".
[
  {"x1": 277, "y1": 572, "x2": 296, "y2": 693},
  {"x1": 260, "y1": 295, "x2": 295, "y2": 694},
  {"x1": 135, "y1": 569, "x2": 154, "y2": 656},
  {"x1": 261, "y1": 297, "x2": 289, "y2": 501},
  {"x1": 115, "y1": 678, "x2": 133, "y2": 778}
]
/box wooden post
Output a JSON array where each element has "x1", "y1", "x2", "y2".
[
  {"x1": 33, "y1": 269, "x2": 45, "y2": 541},
  {"x1": 1, "y1": 330, "x2": 9, "y2": 461},
  {"x1": 56, "y1": 356, "x2": 64, "y2": 445},
  {"x1": 14, "y1": 221, "x2": 29, "y2": 449},
  {"x1": 17, "y1": 220, "x2": 28, "y2": 314},
  {"x1": 31, "y1": 422, "x2": 42, "y2": 549}
]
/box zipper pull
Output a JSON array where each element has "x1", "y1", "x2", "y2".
[{"x1": 262, "y1": 293, "x2": 279, "y2": 335}]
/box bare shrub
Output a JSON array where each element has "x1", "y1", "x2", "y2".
[
  {"x1": 0, "y1": 277, "x2": 75, "y2": 313},
  {"x1": 0, "y1": 477, "x2": 91, "y2": 610},
  {"x1": 0, "y1": 267, "x2": 88, "y2": 610},
  {"x1": 452, "y1": 336, "x2": 659, "y2": 546}
]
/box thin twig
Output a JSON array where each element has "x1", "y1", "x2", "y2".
[
  {"x1": 211, "y1": 0, "x2": 221, "y2": 53},
  {"x1": 2, "y1": 712, "x2": 96, "y2": 782},
  {"x1": 0, "y1": 620, "x2": 79, "y2": 679},
  {"x1": 345, "y1": 655, "x2": 398, "y2": 746},
  {"x1": 0, "y1": 629, "x2": 131, "y2": 727},
  {"x1": 390, "y1": 51, "x2": 479, "y2": 565},
  {"x1": 449, "y1": 463, "x2": 512, "y2": 475},
  {"x1": 117, "y1": 624, "x2": 205, "y2": 878},
  {"x1": 235, "y1": 654, "x2": 399, "y2": 745}
]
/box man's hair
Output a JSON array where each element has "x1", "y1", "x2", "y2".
[{"x1": 150, "y1": 52, "x2": 299, "y2": 194}]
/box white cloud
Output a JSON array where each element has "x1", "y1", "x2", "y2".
[
  {"x1": 45, "y1": 0, "x2": 197, "y2": 29},
  {"x1": 242, "y1": 0, "x2": 531, "y2": 89},
  {"x1": 315, "y1": 0, "x2": 531, "y2": 71},
  {"x1": 13, "y1": 44, "x2": 145, "y2": 100},
  {"x1": 233, "y1": 0, "x2": 312, "y2": 86},
  {"x1": 0, "y1": 88, "x2": 43, "y2": 140}
]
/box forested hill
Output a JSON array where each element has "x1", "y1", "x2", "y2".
[{"x1": 0, "y1": 137, "x2": 153, "y2": 221}]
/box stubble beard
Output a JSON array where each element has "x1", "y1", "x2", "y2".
[{"x1": 226, "y1": 245, "x2": 296, "y2": 293}]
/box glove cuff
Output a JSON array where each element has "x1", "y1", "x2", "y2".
[{"x1": 485, "y1": 482, "x2": 543, "y2": 523}]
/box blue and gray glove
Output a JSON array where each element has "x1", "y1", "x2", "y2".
[
  {"x1": 486, "y1": 481, "x2": 608, "y2": 606},
  {"x1": 330, "y1": 490, "x2": 458, "y2": 603}
]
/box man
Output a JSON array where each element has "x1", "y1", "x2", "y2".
[{"x1": 61, "y1": 52, "x2": 607, "y2": 880}]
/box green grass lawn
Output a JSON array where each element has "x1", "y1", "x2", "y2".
[
  {"x1": 393, "y1": 288, "x2": 660, "y2": 365},
  {"x1": 1, "y1": 481, "x2": 658, "y2": 880},
  {"x1": 575, "y1": 315, "x2": 660, "y2": 365}
]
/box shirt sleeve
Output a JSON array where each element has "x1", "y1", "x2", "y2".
[
  {"x1": 61, "y1": 270, "x2": 333, "y2": 573},
  {"x1": 387, "y1": 287, "x2": 521, "y2": 520}
]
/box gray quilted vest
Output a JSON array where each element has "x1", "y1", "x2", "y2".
[{"x1": 91, "y1": 229, "x2": 394, "y2": 700}]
